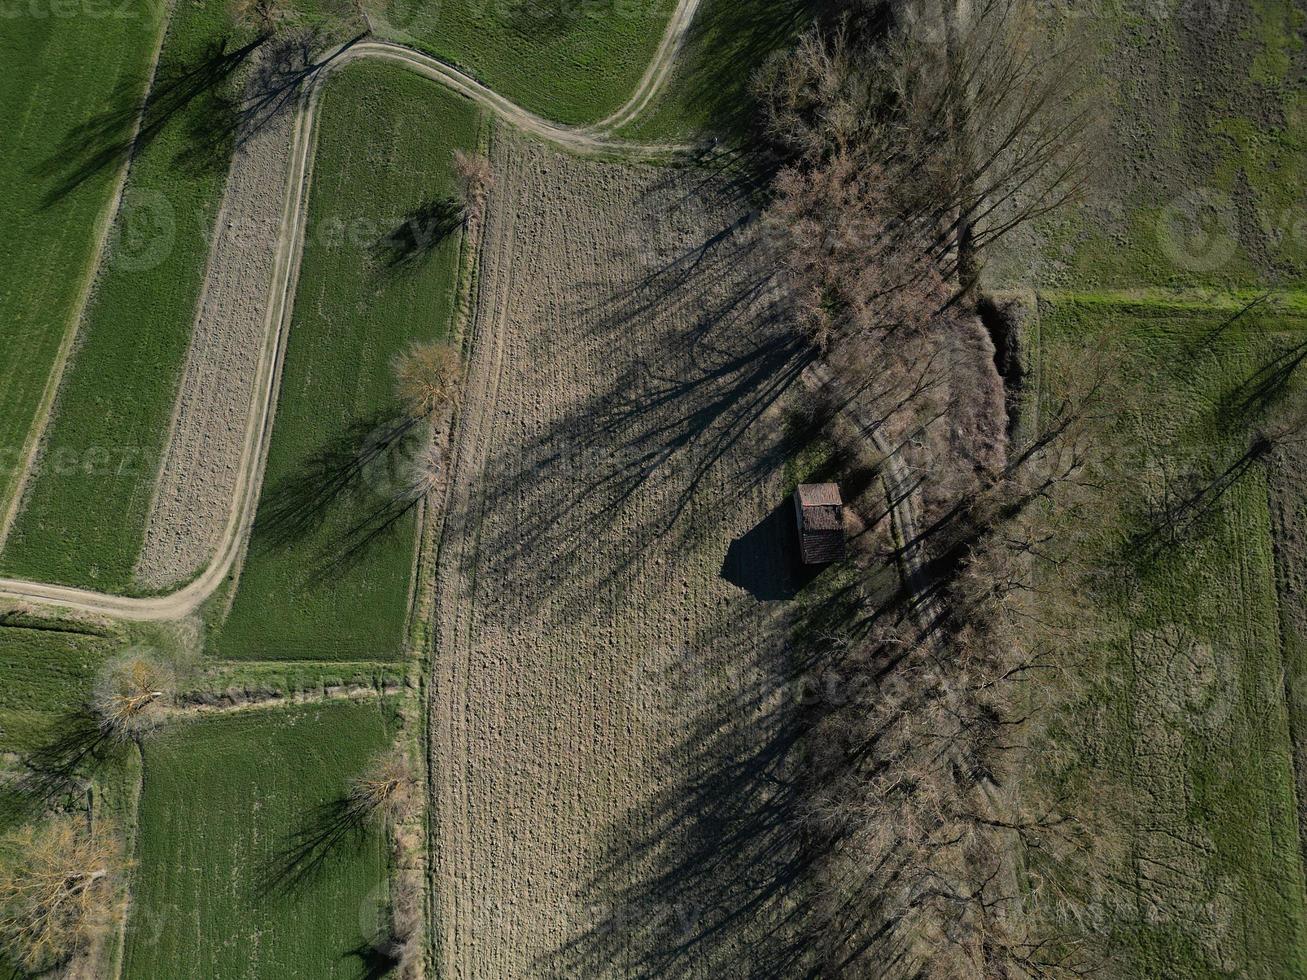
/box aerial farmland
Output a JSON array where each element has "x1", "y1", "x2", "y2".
[{"x1": 0, "y1": 0, "x2": 1303, "y2": 977}]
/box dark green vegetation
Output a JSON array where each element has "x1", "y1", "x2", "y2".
[
  {"x1": 0, "y1": 1, "x2": 164, "y2": 521},
  {"x1": 989, "y1": 0, "x2": 1306, "y2": 291},
  {"x1": 123, "y1": 699, "x2": 396, "y2": 980},
  {"x1": 371, "y1": 0, "x2": 675, "y2": 124},
  {"x1": 0, "y1": 623, "x2": 116, "y2": 757},
  {"x1": 618, "y1": 0, "x2": 816, "y2": 141},
  {"x1": 1034, "y1": 295, "x2": 1307, "y2": 976},
  {"x1": 211, "y1": 65, "x2": 478, "y2": 662},
  {"x1": 0, "y1": 1, "x2": 270, "y2": 591}
]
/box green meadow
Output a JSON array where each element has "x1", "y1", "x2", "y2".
[
  {"x1": 123, "y1": 699, "x2": 396, "y2": 979},
  {"x1": 0, "y1": 1, "x2": 164, "y2": 522},
  {"x1": 1034, "y1": 295, "x2": 1307, "y2": 975},
  {"x1": 211, "y1": 64, "x2": 478, "y2": 662},
  {"x1": 370, "y1": 0, "x2": 676, "y2": 124}
]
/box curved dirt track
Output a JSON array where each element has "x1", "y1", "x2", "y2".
[{"x1": 0, "y1": 28, "x2": 698, "y2": 620}]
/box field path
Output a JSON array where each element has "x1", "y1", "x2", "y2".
[{"x1": 0, "y1": 31, "x2": 695, "y2": 620}]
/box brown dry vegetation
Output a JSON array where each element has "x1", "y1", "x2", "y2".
[
  {"x1": 0, "y1": 816, "x2": 128, "y2": 974},
  {"x1": 748, "y1": 1, "x2": 1125, "y2": 974}
]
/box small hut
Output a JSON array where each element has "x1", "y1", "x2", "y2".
[{"x1": 793, "y1": 483, "x2": 846, "y2": 564}]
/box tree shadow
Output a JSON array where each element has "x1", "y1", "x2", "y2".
[
  {"x1": 667, "y1": 0, "x2": 834, "y2": 141},
  {"x1": 36, "y1": 32, "x2": 270, "y2": 205},
  {"x1": 1123, "y1": 437, "x2": 1271, "y2": 566},
  {"x1": 259, "y1": 796, "x2": 371, "y2": 897},
  {"x1": 343, "y1": 935, "x2": 403, "y2": 980},
  {"x1": 179, "y1": 30, "x2": 368, "y2": 174},
  {"x1": 251, "y1": 408, "x2": 435, "y2": 583},
  {"x1": 1219, "y1": 335, "x2": 1307, "y2": 421},
  {"x1": 2, "y1": 708, "x2": 118, "y2": 817},
  {"x1": 540, "y1": 567, "x2": 906, "y2": 976},
  {"x1": 370, "y1": 196, "x2": 465, "y2": 273},
  {"x1": 463, "y1": 177, "x2": 814, "y2": 625},
  {"x1": 252, "y1": 411, "x2": 420, "y2": 552}
]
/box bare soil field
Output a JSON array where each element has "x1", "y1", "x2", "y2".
[
  {"x1": 427, "y1": 129, "x2": 821, "y2": 977},
  {"x1": 135, "y1": 50, "x2": 301, "y2": 590}
]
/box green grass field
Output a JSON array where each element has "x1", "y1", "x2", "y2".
[
  {"x1": 369, "y1": 0, "x2": 676, "y2": 124},
  {"x1": 1034, "y1": 295, "x2": 1307, "y2": 976},
  {"x1": 0, "y1": 2, "x2": 165, "y2": 524},
  {"x1": 0, "y1": 2, "x2": 269, "y2": 592},
  {"x1": 123, "y1": 699, "x2": 396, "y2": 979},
  {"x1": 210, "y1": 64, "x2": 479, "y2": 662},
  {"x1": 616, "y1": 0, "x2": 815, "y2": 142},
  {"x1": 988, "y1": 0, "x2": 1306, "y2": 292},
  {"x1": 0, "y1": 624, "x2": 117, "y2": 757}
]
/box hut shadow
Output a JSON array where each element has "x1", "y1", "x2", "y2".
[{"x1": 720, "y1": 498, "x2": 821, "y2": 600}]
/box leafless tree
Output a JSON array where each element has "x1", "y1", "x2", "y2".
[
  {"x1": 0, "y1": 816, "x2": 127, "y2": 974},
  {"x1": 393, "y1": 342, "x2": 462, "y2": 422},
  {"x1": 346, "y1": 747, "x2": 415, "y2": 826},
  {"x1": 452, "y1": 150, "x2": 495, "y2": 222},
  {"x1": 91, "y1": 651, "x2": 175, "y2": 743}
]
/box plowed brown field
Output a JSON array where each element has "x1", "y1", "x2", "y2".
[{"x1": 428, "y1": 130, "x2": 818, "y2": 977}]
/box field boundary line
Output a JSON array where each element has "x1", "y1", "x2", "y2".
[
  {"x1": 0, "y1": 3, "x2": 174, "y2": 551},
  {"x1": 0, "y1": 30, "x2": 699, "y2": 620}
]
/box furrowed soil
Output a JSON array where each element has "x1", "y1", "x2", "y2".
[
  {"x1": 428, "y1": 130, "x2": 817, "y2": 976},
  {"x1": 134, "y1": 44, "x2": 302, "y2": 591}
]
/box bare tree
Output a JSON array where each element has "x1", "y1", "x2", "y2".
[
  {"x1": 452, "y1": 149, "x2": 495, "y2": 222},
  {"x1": 229, "y1": 0, "x2": 289, "y2": 31},
  {"x1": 91, "y1": 651, "x2": 175, "y2": 743},
  {"x1": 393, "y1": 342, "x2": 462, "y2": 421},
  {"x1": 0, "y1": 817, "x2": 127, "y2": 973},
  {"x1": 346, "y1": 747, "x2": 415, "y2": 826}
]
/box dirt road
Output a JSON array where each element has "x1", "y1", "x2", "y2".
[{"x1": 0, "y1": 29, "x2": 698, "y2": 620}]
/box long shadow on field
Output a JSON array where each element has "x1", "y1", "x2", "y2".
[
  {"x1": 470, "y1": 182, "x2": 815, "y2": 624},
  {"x1": 541, "y1": 559, "x2": 903, "y2": 976},
  {"x1": 370, "y1": 196, "x2": 466, "y2": 274},
  {"x1": 260, "y1": 796, "x2": 372, "y2": 896},
  {"x1": 2, "y1": 708, "x2": 121, "y2": 819},
  {"x1": 37, "y1": 33, "x2": 269, "y2": 205},
  {"x1": 658, "y1": 0, "x2": 826, "y2": 139},
  {"x1": 179, "y1": 30, "x2": 368, "y2": 174},
  {"x1": 251, "y1": 410, "x2": 429, "y2": 581}
]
